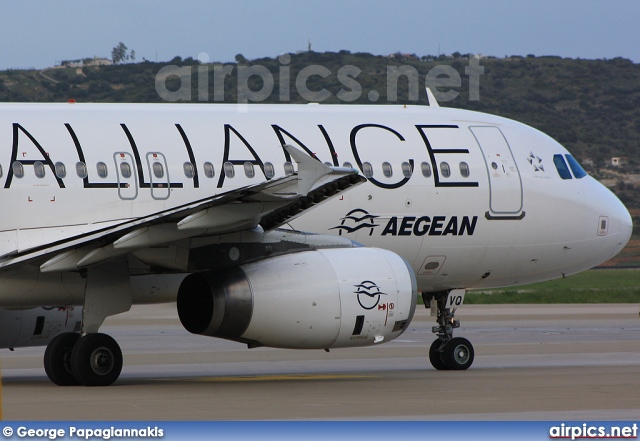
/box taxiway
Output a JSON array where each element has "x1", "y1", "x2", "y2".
[{"x1": 2, "y1": 303, "x2": 639, "y2": 420}]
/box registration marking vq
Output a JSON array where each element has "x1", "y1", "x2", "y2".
[{"x1": 446, "y1": 289, "x2": 466, "y2": 309}]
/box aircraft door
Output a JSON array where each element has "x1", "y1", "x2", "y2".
[
  {"x1": 470, "y1": 126, "x2": 523, "y2": 218},
  {"x1": 146, "y1": 152, "x2": 170, "y2": 200},
  {"x1": 113, "y1": 152, "x2": 138, "y2": 200}
]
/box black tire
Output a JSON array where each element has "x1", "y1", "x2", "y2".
[
  {"x1": 442, "y1": 337, "x2": 474, "y2": 370},
  {"x1": 70, "y1": 333, "x2": 122, "y2": 387},
  {"x1": 429, "y1": 339, "x2": 450, "y2": 370},
  {"x1": 44, "y1": 332, "x2": 81, "y2": 386}
]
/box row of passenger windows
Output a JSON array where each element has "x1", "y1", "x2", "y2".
[
  {"x1": 194, "y1": 161, "x2": 282, "y2": 179},
  {"x1": 4, "y1": 155, "x2": 589, "y2": 182},
  {"x1": 356, "y1": 161, "x2": 471, "y2": 179},
  {"x1": 3, "y1": 160, "x2": 471, "y2": 181},
  {"x1": 5, "y1": 160, "x2": 289, "y2": 180},
  {"x1": 8, "y1": 160, "x2": 168, "y2": 180}
]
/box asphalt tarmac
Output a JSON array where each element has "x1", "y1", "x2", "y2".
[{"x1": 2, "y1": 303, "x2": 640, "y2": 420}]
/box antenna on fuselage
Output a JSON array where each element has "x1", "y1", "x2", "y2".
[{"x1": 426, "y1": 87, "x2": 440, "y2": 107}]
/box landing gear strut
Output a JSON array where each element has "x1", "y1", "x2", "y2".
[{"x1": 424, "y1": 290, "x2": 474, "y2": 370}]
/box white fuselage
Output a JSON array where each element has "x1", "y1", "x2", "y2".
[{"x1": 0, "y1": 103, "x2": 631, "y2": 301}]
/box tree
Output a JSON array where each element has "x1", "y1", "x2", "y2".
[
  {"x1": 112, "y1": 42, "x2": 136, "y2": 64},
  {"x1": 112, "y1": 42, "x2": 128, "y2": 64}
]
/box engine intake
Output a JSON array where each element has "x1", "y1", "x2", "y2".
[{"x1": 177, "y1": 267, "x2": 252, "y2": 339}]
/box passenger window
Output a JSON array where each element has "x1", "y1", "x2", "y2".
[
  {"x1": 152, "y1": 162, "x2": 164, "y2": 179},
  {"x1": 553, "y1": 154, "x2": 572, "y2": 180},
  {"x1": 224, "y1": 161, "x2": 235, "y2": 178},
  {"x1": 382, "y1": 162, "x2": 393, "y2": 178},
  {"x1": 362, "y1": 162, "x2": 374, "y2": 178},
  {"x1": 342, "y1": 162, "x2": 353, "y2": 169},
  {"x1": 120, "y1": 162, "x2": 132, "y2": 179},
  {"x1": 0, "y1": 164, "x2": 3, "y2": 178},
  {"x1": 459, "y1": 162, "x2": 470, "y2": 178},
  {"x1": 12, "y1": 162, "x2": 24, "y2": 178},
  {"x1": 203, "y1": 162, "x2": 215, "y2": 178},
  {"x1": 284, "y1": 162, "x2": 294, "y2": 176},
  {"x1": 401, "y1": 161, "x2": 412, "y2": 178},
  {"x1": 55, "y1": 162, "x2": 66, "y2": 178},
  {"x1": 324, "y1": 162, "x2": 332, "y2": 167},
  {"x1": 421, "y1": 162, "x2": 432, "y2": 178},
  {"x1": 76, "y1": 162, "x2": 87, "y2": 179},
  {"x1": 440, "y1": 162, "x2": 451, "y2": 178},
  {"x1": 244, "y1": 162, "x2": 255, "y2": 178},
  {"x1": 565, "y1": 155, "x2": 587, "y2": 179},
  {"x1": 96, "y1": 162, "x2": 108, "y2": 178},
  {"x1": 264, "y1": 162, "x2": 275, "y2": 179},
  {"x1": 34, "y1": 161, "x2": 46, "y2": 178},
  {"x1": 183, "y1": 162, "x2": 195, "y2": 179}
]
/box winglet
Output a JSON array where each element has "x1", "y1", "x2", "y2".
[
  {"x1": 284, "y1": 144, "x2": 333, "y2": 196},
  {"x1": 426, "y1": 87, "x2": 440, "y2": 107}
]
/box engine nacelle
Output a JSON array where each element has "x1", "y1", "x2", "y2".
[
  {"x1": 0, "y1": 307, "x2": 80, "y2": 349},
  {"x1": 177, "y1": 248, "x2": 417, "y2": 349}
]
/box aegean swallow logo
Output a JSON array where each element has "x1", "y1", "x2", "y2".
[
  {"x1": 330, "y1": 208, "x2": 379, "y2": 236},
  {"x1": 354, "y1": 280, "x2": 387, "y2": 310}
]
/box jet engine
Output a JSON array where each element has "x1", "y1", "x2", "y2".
[{"x1": 177, "y1": 247, "x2": 417, "y2": 349}]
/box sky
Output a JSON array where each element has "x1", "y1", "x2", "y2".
[{"x1": 0, "y1": 0, "x2": 638, "y2": 70}]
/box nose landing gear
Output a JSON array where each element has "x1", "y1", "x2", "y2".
[{"x1": 424, "y1": 290, "x2": 475, "y2": 370}]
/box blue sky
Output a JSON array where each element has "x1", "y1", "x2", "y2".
[{"x1": 0, "y1": 0, "x2": 638, "y2": 70}]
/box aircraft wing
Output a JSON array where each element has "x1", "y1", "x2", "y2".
[{"x1": 0, "y1": 145, "x2": 364, "y2": 272}]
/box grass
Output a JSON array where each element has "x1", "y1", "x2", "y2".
[{"x1": 463, "y1": 269, "x2": 640, "y2": 304}]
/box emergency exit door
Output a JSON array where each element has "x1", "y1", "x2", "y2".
[{"x1": 146, "y1": 152, "x2": 170, "y2": 200}]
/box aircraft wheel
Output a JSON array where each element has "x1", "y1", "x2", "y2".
[
  {"x1": 442, "y1": 337, "x2": 474, "y2": 370},
  {"x1": 428, "y1": 339, "x2": 450, "y2": 370},
  {"x1": 44, "y1": 332, "x2": 81, "y2": 386},
  {"x1": 71, "y1": 333, "x2": 122, "y2": 386}
]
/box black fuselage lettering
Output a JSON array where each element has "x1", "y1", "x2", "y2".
[
  {"x1": 350, "y1": 124, "x2": 413, "y2": 190},
  {"x1": 380, "y1": 215, "x2": 476, "y2": 237},
  {"x1": 217, "y1": 124, "x2": 266, "y2": 188},
  {"x1": 381, "y1": 217, "x2": 398, "y2": 236},
  {"x1": 459, "y1": 216, "x2": 478, "y2": 235},
  {"x1": 428, "y1": 216, "x2": 446, "y2": 236},
  {"x1": 443, "y1": 217, "x2": 458, "y2": 236},
  {"x1": 413, "y1": 216, "x2": 431, "y2": 236},
  {"x1": 398, "y1": 216, "x2": 415, "y2": 236}
]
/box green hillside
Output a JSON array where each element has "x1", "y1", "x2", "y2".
[{"x1": 1, "y1": 51, "x2": 639, "y2": 205}]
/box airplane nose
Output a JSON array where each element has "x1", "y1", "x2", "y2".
[{"x1": 604, "y1": 191, "x2": 633, "y2": 261}]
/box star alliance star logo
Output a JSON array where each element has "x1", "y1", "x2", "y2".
[
  {"x1": 528, "y1": 152, "x2": 544, "y2": 172},
  {"x1": 330, "y1": 208, "x2": 379, "y2": 236},
  {"x1": 354, "y1": 281, "x2": 387, "y2": 310}
]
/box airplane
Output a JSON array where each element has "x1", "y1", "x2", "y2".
[{"x1": 0, "y1": 96, "x2": 632, "y2": 386}]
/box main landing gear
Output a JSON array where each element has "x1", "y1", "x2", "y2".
[
  {"x1": 44, "y1": 259, "x2": 131, "y2": 386},
  {"x1": 423, "y1": 290, "x2": 474, "y2": 370},
  {"x1": 44, "y1": 332, "x2": 122, "y2": 386}
]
